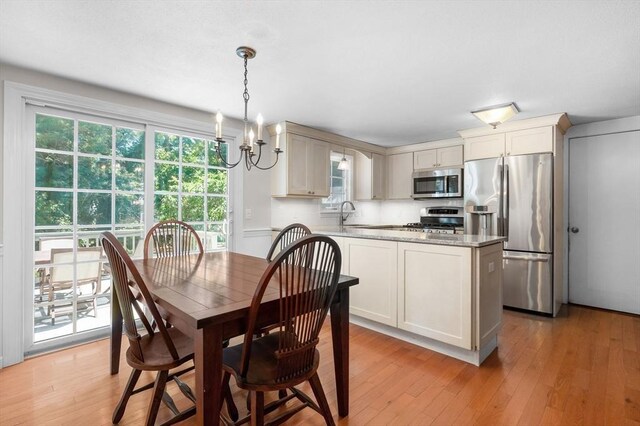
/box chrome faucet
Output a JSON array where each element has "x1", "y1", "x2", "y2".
[{"x1": 339, "y1": 201, "x2": 356, "y2": 227}]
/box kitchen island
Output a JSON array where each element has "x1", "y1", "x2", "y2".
[{"x1": 272, "y1": 226, "x2": 506, "y2": 365}]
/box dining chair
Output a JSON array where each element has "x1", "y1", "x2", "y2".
[
  {"x1": 221, "y1": 235, "x2": 341, "y2": 426},
  {"x1": 100, "y1": 232, "x2": 237, "y2": 425},
  {"x1": 43, "y1": 247, "x2": 103, "y2": 325},
  {"x1": 144, "y1": 219, "x2": 204, "y2": 258},
  {"x1": 266, "y1": 223, "x2": 311, "y2": 262}
]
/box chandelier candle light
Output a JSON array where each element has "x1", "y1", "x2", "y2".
[{"x1": 213, "y1": 46, "x2": 283, "y2": 170}]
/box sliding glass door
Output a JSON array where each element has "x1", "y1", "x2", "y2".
[{"x1": 27, "y1": 106, "x2": 230, "y2": 351}]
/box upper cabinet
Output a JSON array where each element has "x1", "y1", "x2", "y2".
[
  {"x1": 387, "y1": 152, "x2": 413, "y2": 199},
  {"x1": 356, "y1": 152, "x2": 386, "y2": 200},
  {"x1": 464, "y1": 126, "x2": 555, "y2": 161},
  {"x1": 271, "y1": 133, "x2": 330, "y2": 197},
  {"x1": 413, "y1": 145, "x2": 463, "y2": 170},
  {"x1": 506, "y1": 126, "x2": 554, "y2": 156}
]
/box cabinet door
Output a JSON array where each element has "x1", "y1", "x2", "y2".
[
  {"x1": 387, "y1": 152, "x2": 413, "y2": 199},
  {"x1": 371, "y1": 153, "x2": 386, "y2": 199},
  {"x1": 355, "y1": 151, "x2": 372, "y2": 200},
  {"x1": 308, "y1": 138, "x2": 330, "y2": 196},
  {"x1": 437, "y1": 145, "x2": 464, "y2": 167},
  {"x1": 414, "y1": 149, "x2": 438, "y2": 170},
  {"x1": 464, "y1": 134, "x2": 505, "y2": 161},
  {"x1": 397, "y1": 243, "x2": 472, "y2": 349},
  {"x1": 345, "y1": 238, "x2": 398, "y2": 326},
  {"x1": 287, "y1": 135, "x2": 310, "y2": 195},
  {"x1": 506, "y1": 126, "x2": 553, "y2": 156}
]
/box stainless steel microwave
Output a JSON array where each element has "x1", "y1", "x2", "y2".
[{"x1": 411, "y1": 168, "x2": 463, "y2": 199}]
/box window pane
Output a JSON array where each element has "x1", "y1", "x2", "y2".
[
  {"x1": 116, "y1": 161, "x2": 144, "y2": 191},
  {"x1": 116, "y1": 194, "x2": 143, "y2": 224},
  {"x1": 206, "y1": 223, "x2": 226, "y2": 250},
  {"x1": 155, "y1": 164, "x2": 179, "y2": 191},
  {"x1": 331, "y1": 161, "x2": 345, "y2": 177},
  {"x1": 78, "y1": 157, "x2": 111, "y2": 190},
  {"x1": 35, "y1": 191, "x2": 73, "y2": 226},
  {"x1": 77, "y1": 193, "x2": 112, "y2": 225},
  {"x1": 207, "y1": 196, "x2": 226, "y2": 222},
  {"x1": 208, "y1": 141, "x2": 227, "y2": 167},
  {"x1": 154, "y1": 194, "x2": 178, "y2": 222},
  {"x1": 182, "y1": 137, "x2": 205, "y2": 164},
  {"x1": 36, "y1": 114, "x2": 74, "y2": 151},
  {"x1": 182, "y1": 166, "x2": 205, "y2": 193},
  {"x1": 331, "y1": 177, "x2": 344, "y2": 189},
  {"x1": 116, "y1": 128, "x2": 144, "y2": 159},
  {"x1": 182, "y1": 196, "x2": 205, "y2": 222},
  {"x1": 36, "y1": 152, "x2": 74, "y2": 188},
  {"x1": 208, "y1": 168, "x2": 227, "y2": 194},
  {"x1": 155, "y1": 132, "x2": 180, "y2": 161},
  {"x1": 78, "y1": 121, "x2": 112, "y2": 155}
]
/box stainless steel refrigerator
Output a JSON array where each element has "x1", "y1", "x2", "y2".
[{"x1": 464, "y1": 153, "x2": 554, "y2": 314}]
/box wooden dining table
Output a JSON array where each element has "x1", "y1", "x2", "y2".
[{"x1": 109, "y1": 251, "x2": 358, "y2": 426}]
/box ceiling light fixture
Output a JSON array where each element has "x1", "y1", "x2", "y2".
[
  {"x1": 213, "y1": 46, "x2": 283, "y2": 170},
  {"x1": 471, "y1": 102, "x2": 519, "y2": 129},
  {"x1": 337, "y1": 148, "x2": 349, "y2": 171}
]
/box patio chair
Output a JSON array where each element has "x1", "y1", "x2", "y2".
[{"x1": 43, "y1": 247, "x2": 103, "y2": 325}]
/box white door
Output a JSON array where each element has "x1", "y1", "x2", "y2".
[{"x1": 568, "y1": 130, "x2": 640, "y2": 314}]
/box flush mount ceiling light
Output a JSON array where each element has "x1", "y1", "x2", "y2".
[
  {"x1": 213, "y1": 46, "x2": 283, "y2": 170},
  {"x1": 471, "y1": 102, "x2": 519, "y2": 129}
]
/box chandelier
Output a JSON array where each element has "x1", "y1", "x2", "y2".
[{"x1": 213, "y1": 46, "x2": 283, "y2": 170}]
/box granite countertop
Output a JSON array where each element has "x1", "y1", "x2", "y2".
[{"x1": 273, "y1": 225, "x2": 506, "y2": 248}]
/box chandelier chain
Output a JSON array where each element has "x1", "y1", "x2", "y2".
[{"x1": 243, "y1": 55, "x2": 250, "y2": 122}]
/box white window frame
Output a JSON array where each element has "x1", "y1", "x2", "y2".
[{"x1": 2, "y1": 82, "x2": 241, "y2": 365}]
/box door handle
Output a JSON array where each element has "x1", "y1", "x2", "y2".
[
  {"x1": 503, "y1": 255, "x2": 550, "y2": 262},
  {"x1": 570, "y1": 227, "x2": 579, "y2": 234}
]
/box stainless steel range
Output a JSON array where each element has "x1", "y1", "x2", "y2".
[{"x1": 402, "y1": 206, "x2": 464, "y2": 234}]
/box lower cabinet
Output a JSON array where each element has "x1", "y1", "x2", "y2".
[
  {"x1": 397, "y1": 243, "x2": 473, "y2": 349},
  {"x1": 343, "y1": 238, "x2": 398, "y2": 326},
  {"x1": 396, "y1": 241, "x2": 503, "y2": 350}
]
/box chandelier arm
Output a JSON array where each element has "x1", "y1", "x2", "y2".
[
  {"x1": 246, "y1": 151, "x2": 281, "y2": 171},
  {"x1": 215, "y1": 141, "x2": 244, "y2": 169}
]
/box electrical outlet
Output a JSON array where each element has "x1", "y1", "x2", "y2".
[{"x1": 245, "y1": 208, "x2": 252, "y2": 220}]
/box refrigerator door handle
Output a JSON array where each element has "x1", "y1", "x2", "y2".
[
  {"x1": 504, "y1": 164, "x2": 510, "y2": 239},
  {"x1": 503, "y1": 254, "x2": 550, "y2": 262},
  {"x1": 498, "y1": 164, "x2": 504, "y2": 236}
]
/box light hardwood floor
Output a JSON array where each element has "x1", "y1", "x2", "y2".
[{"x1": 1, "y1": 305, "x2": 639, "y2": 425}]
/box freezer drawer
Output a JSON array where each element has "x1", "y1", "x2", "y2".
[{"x1": 503, "y1": 251, "x2": 553, "y2": 314}]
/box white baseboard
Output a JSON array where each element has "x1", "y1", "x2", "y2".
[{"x1": 349, "y1": 314, "x2": 497, "y2": 366}]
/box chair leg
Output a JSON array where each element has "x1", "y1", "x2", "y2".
[
  {"x1": 113, "y1": 368, "x2": 142, "y2": 423},
  {"x1": 146, "y1": 370, "x2": 169, "y2": 426},
  {"x1": 308, "y1": 373, "x2": 335, "y2": 426},
  {"x1": 250, "y1": 391, "x2": 264, "y2": 426},
  {"x1": 278, "y1": 389, "x2": 287, "y2": 399},
  {"x1": 221, "y1": 371, "x2": 239, "y2": 421}
]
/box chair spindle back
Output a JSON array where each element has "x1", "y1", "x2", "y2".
[
  {"x1": 266, "y1": 223, "x2": 311, "y2": 262},
  {"x1": 144, "y1": 220, "x2": 204, "y2": 258}
]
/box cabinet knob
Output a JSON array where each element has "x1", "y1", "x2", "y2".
[{"x1": 507, "y1": 152, "x2": 510, "y2": 155}]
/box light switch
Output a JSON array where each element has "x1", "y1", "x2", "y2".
[
  {"x1": 488, "y1": 261, "x2": 495, "y2": 273},
  {"x1": 245, "y1": 208, "x2": 252, "y2": 220}
]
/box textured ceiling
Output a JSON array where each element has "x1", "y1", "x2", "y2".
[{"x1": 1, "y1": 0, "x2": 639, "y2": 146}]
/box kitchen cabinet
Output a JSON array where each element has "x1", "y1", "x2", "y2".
[
  {"x1": 386, "y1": 152, "x2": 413, "y2": 199},
  {"x1": 355, "y1": 152, "x2": 385, "y2": 200},
  {"x1": 464, "y1": 126, "x2": 554, "y2": 160},
  {"x1": 343, "y1": 237, "x2": 398, "y2": 326},
  {"x1": 413, "y1": 145, "x2": 463, "y2": 169},
  {"x1": 397, "y1": 241, "x2": 502, "y2": 351},
  {"x1": 271, "y1": 133, "x2": 330, "y2": 197}
]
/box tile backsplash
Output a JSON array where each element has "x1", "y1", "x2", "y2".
[{"x1": 271, "y1": 197, "x2": 463, "y2": 228}]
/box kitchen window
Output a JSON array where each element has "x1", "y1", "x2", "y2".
[{"x1": 322, "y1": 151, "x2": 353, "y2": 209}]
